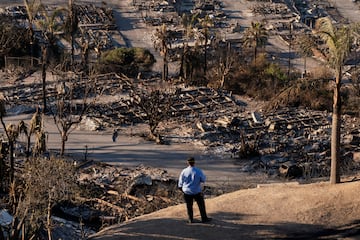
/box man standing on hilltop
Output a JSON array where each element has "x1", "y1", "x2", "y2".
[{"x1": 178, "y1": 157, "x2": 211, "y2": 224}]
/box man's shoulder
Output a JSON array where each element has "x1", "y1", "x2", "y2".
[
  {"x1": 194, "y1": 166, "x2": 203, "y2": 172},
  {"x1": 180, "y1": 167, "x2": 190, "y2": 173}
]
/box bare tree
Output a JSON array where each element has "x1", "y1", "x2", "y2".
[
  {"x1": 209, "y1": 41, "x2": 238, "y2": 88},
  {"x1": 130, "y1": 84, "x2": 176, "y2": 142},
  {"x1": 50, "y1": 72, "x2": 101, "y2": 156},
  {"x1": 9, "y1": 156, "x2": 76, "y2": 240}
]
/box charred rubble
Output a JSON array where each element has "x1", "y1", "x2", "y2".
[{"x1": 1, "y1": 73, "x2": 359, "y2": 181}]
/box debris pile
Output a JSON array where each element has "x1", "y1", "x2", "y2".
[{"x1": 72, "y1": 162, "x2": 183, "y2": 224}]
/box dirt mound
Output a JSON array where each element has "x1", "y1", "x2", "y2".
[{"x1": 89, "y1": 179, "x2": 360, "y2": 239}]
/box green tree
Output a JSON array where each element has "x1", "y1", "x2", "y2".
[
  {"x1": 243, "y1": 21, "x2": 268, "y2": 63},
  {"x1": 99, "y1": 47, "x2": 155, "y2": 76},
  {"x1": 315, "y1": 17, "x2": 355, "y2": 184}
]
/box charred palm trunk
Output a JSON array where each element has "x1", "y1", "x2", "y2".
[
  {"x1": 330, "y1": 69, "x2": 342, "y2": 184},
  {"x1": 163, "y1": 48, "x2": 168, "y2": 81},
  {"x1": 69, "y1": 0, "x2": 76, "y2": 67},
  {"x1": 30, "y1": 28, "x2": 34, "y2": 67},
  {"x1": 179, "y1": 43, "x2": 186, "y2": 78},
  {"x1": 41, "y1": 46, "x2": 47, "y2": 113},
  {"x1": 9, "y1": 141, "x2": 14, "y2": 184},
  {"x1": 204, "y1": 33, "x2": 208, "y2": 75}
]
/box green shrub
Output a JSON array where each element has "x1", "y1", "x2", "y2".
[
  {"x1": 227, "y1": 55, "x2": 289, "y2": 100},
  {"x1": 98, "y1": 47, "x2": 155, "y2": 76}
]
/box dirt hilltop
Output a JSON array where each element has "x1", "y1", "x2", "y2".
[{"x1": 89, "y1": 179, "x2": 360, "y2": 239}]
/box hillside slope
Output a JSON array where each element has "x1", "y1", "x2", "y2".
[{"x1": 89, "y1": 180, "x2": 360, "y2": 239}]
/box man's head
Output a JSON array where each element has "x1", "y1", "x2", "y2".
[{"x1": 187, "y1": 157, "x2": 195, "y2": 166}]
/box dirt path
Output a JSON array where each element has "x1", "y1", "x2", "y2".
[{"x1": 88, "y1": 180, "x2": 360, "y2": 239}]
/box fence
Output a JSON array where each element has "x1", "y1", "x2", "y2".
[{"x1": 4, "y1": 56, "x2": 40, "y2": 69}]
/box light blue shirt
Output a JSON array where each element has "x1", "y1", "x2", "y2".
[{"x1": 178, "y1": 166, "x2": 206, "y2": 195}]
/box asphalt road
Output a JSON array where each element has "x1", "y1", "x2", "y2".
[
  {"x1": 2, "y1": 113, "x2": 263, "y2": 190},
  {"x1": 333, "y1": 0, "x2": 360, "y2": 23}
]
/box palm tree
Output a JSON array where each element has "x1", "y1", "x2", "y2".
[
  {"x1": 36, "y1": 7, "x2": 65, "y2": 113},
  {"x1": 294, "y1": 33, "x2": 316, "y2": 77},
  {"x1": 198, "y1": 15, "x2": 213, "y2": 75},
  {"x1": 18, "y1": 110, "x2": 43, "y2": 159},
  {"x1": 64, "y1": 0, "x2": 79, "y2": 67},
  {"x1": 315, "y1": 17, "x2": 355, "y2": 184},
  {"x1": 24, "y1": 0, "x2": 43, "y2": 66},
  {"x1": 180, "y1": 13, "x2": 198, "y2": 79},
  {"x1": 152, "y1": 24, "x2": 173, "y2": 81},
  {"x1": 183, "y1": 46, "x2": 203, "y2": 85},
  {"x1": 243, "y1": 21, "x2": 268, "y2": 63}
]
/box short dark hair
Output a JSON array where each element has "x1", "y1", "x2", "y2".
[{"x1": 187, "y1": 157, "x2": 195, "y2": 164}]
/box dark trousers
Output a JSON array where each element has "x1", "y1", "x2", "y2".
[{"x1": 184, "y1": 192, "x2": 208, "y2": 222}]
